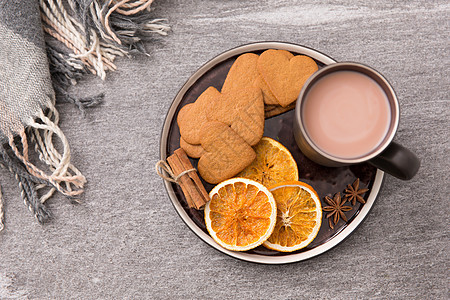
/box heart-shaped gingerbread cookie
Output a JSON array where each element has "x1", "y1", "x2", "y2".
[
  {"x1": 222, "y1": 51, "x2": 294, "y2": 106},
  {"x1": 206, "y1": 87, "x2": 264, "y2": 146},
  {"x1": 198, "y1": 121, "x2": 256, "y2": 184},
  {"x1": 258, "y1": 49, "x2": 318, "y2": 107},
  {"x1": 177, "y1": 86, "x2": 221, "y2": 144},
  {"x1": 222, "y1": 53, "x2": 278, "y2": 105}
]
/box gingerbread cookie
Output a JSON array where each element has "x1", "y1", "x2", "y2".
[
  {"x1": 278, "y1": 49, "x2": 295, "y2": 59},
  {"x1": 264, "y1": 102, "x2": 296, "y2": 118},
  {"x1": 222, "y1": 50, "x2": 294, "y2": 106},
  {"x1": 180, "y1": 137, "x2": 205, "y2": 159},
  {"x1": 222, "y1": 53, "x2": 278, "y2": 105},
  {"x1": 177, "y1": 86, "x2": 221, "y2": 144},
  {"x1": 257, "y1": 49, "x2": 318, "y2": 107},
  {"x1": 206, "y1": 87, "x2": 264, "y2": 146},
  {"x1": 198, "y1": 121, "x2": 256, "y2": 184}
]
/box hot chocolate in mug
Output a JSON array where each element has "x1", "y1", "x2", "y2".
[{"x1": 293, "y1": 62, "x2": 420, "y2": 180}]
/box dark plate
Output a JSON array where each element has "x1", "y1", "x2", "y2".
[{"x1": 160, "y1": 42, "x2": 384, "y2": 264}]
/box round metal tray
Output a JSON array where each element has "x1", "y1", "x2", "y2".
[{"x1": 160, "y1": 42, "x2": 384, "y2": 264}]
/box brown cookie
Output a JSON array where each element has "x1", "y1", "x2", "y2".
[
  {"x1": 278, "y1": 49, "x2": 295, "y2": 59},
  {"x1": 206, "y1": 87, "x2": 264, "y2": 146},
  {"x1": 177, "y1": 86, "x2": 221, "y2": 144},
  {"x1": 256, "y1": 50, "x2": 294, "y2": 105},
  {"x1": 258, "y1": 49, "x2": 318, "y2": 107},
  {"x1": 264, "y1": 102, "x2": 296, "y2": 118},
  {"x1": 198, "y1": 121, "x2": 256, "y2": 184},
  {"x1": 222, "y1": 53, "x2": 278, "y2": 105},
  {"x1": 180, "y1": 137, "x2": 205, "y2": 158},
  {"x1": 222, "y1": 51, "x2": 293, "y2": 106}
]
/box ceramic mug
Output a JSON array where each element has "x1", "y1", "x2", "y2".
[{"x1": 293, "y1": 62, "x2": 420, "y2": 180}]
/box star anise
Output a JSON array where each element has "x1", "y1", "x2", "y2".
[
  {"x1": 344, "y1": 178, "x2": 369, "y2": 206},
  {"x1": 323, "y1": 192, "x2": 352, "y2": 229}
]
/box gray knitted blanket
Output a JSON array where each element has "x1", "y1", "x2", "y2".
[{"x1": 0, "y1": 0, "x2": 168, "y2": 230}]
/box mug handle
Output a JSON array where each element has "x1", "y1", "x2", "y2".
[{"x1": 369, "y1": 142, "x2": 420, "y2": 180}]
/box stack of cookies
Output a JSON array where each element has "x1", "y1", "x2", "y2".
[{"x1": 177, "y1": 49, "x2": 318, "y2": 184}]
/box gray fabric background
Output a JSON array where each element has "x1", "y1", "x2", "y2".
[{"x1": 0, "y1": 1, "x2": 448, "y2": 299}]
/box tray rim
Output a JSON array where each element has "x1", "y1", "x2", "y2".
[{"x1": 159, "y1": 41, "x2": 384, "y2": 264}]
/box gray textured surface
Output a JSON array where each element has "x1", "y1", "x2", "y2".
[{"x1": 0, "y1": 1, "x2": 449, "y2": 299}]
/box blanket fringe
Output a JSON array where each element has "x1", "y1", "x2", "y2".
[
  {"x1": 0, "y1": 101, "x2": 85, "y2": 226},
  {"x1": 0, "y1": 147, "x2": 52, "y2": 225},
  {"x1": 0, "y1": 1, "x2": 169, "y2": 229},
  {"x1": 40, "y1": 0, "x2": 169, "y2": 108},
  {"x1": 8, "y1": 104, "x2": 86, "y2": 200}
]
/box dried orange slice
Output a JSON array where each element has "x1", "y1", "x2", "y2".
[
  {"x1": 264, "y1": 181, "x2": 322, "y2": 252},
  {"x1": 204, "y1": 178, "x2": 277, "y2": 251},
  {"x1": 238, "y1": 137, "x2": 298, "y2": 188}
]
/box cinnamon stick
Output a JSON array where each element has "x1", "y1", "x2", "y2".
[
  {"x1": 167, "y1": 148, "x2": 209, "y2": 209},
  {"x1": 174, "y1": 149, "x2": 210, "y2": 206}
]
